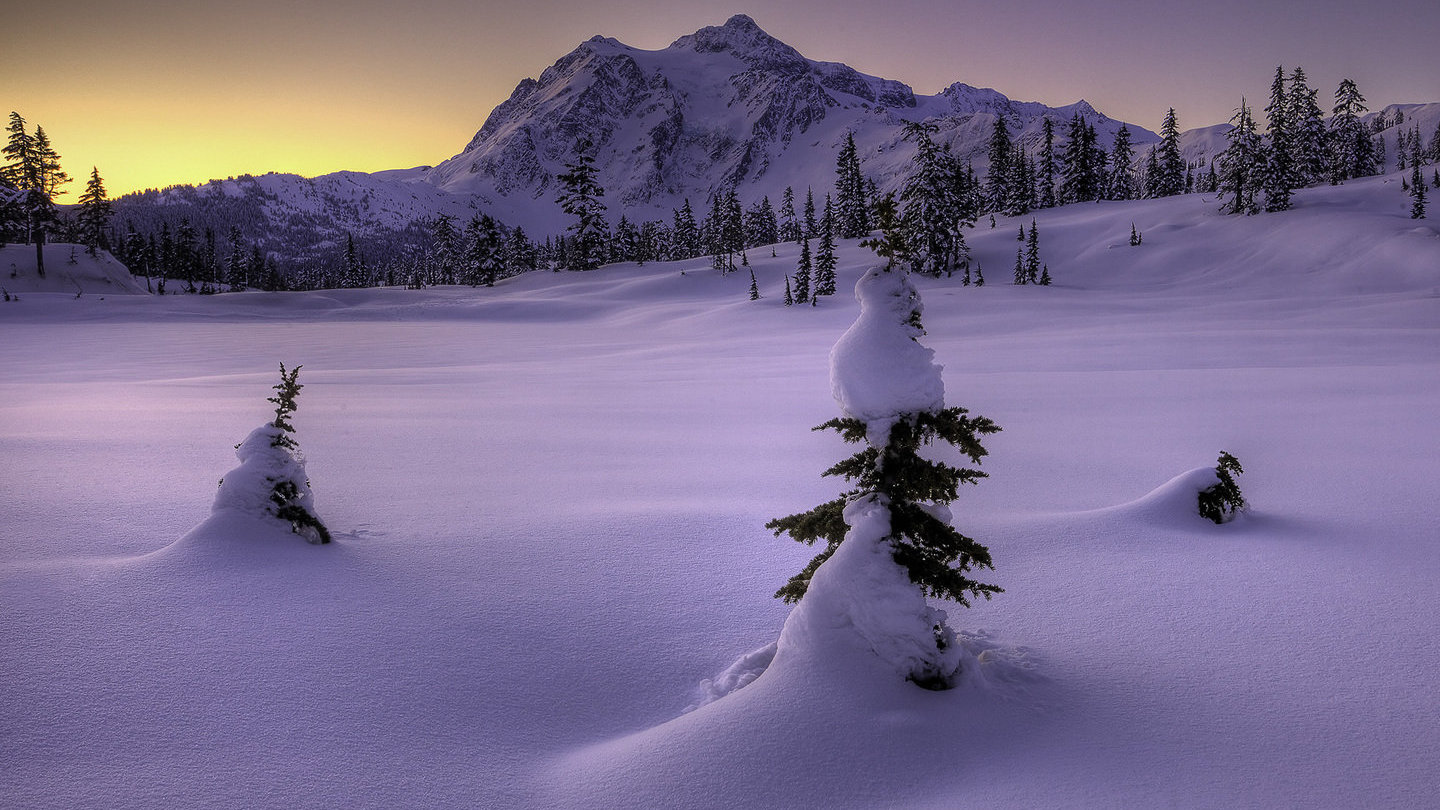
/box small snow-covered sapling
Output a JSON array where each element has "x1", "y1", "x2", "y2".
[
  {"x1": 266, "y1": 364, "x2": 331, "y2": 543},
  {"x1": 1198, "y1": 451, "x2": 1246, "y2": 524}
]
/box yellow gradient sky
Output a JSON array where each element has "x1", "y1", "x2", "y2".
[{"x1": 7, "y1": 0, "x2": 1438, "y2": 199}]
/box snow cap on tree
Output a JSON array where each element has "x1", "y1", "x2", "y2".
[
  {"x1": 212, "y1": 364, "x2": 330, "y2": 544},
  {"x1": 830, "y1": 268, "x2": 943, "y2": 437}
]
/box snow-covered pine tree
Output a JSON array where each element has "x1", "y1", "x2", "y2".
[
  {"x1": 984, "y1": 116, "x2": 1013, "y2": 213},
  {"x1": 836, "y1": 133, "x2": 870, "y2": 239},
  {"x1": 795, "y1": 237, "x2": 812, "y2": 303},
  {"x1": 749, "y1": 268, "x2": 761, "y2": 300},
  {"x1": 75, "y1": 167, "x2": 112, "y2": 255},
  {"x1": 1039, "y1": 265, "x2": 1051, "y2": 285},
  {"x1": 1024, "y1": 220, "x2": 1040, "y2": 284},
  {"x1": 555, "y1": 139, "x2": 608, "y2": 271},
  {"x1": 1012, "y1": 244, "x2": 1025, "y2": 285},
  {"x1": 1197, "y1": 452, "x2": 1246, "y2": 524},
  {"x1": 1412, "y1": 159, "x2": 1428, "y2": 220},
  {"x1": 1039, "y1": 117, "x2": 1058, "y2": 209},
  {"x1": 1329, "y1": 79, "x2": 1371, "y2": 183},
  {"x1": 1219, "y1": 98, "x2": 1263, "y2": 216},
  {"x1": 672, "y1": 199, "x2": 699, "y2": 260},
  {"x1": 804, "y1": 186, "x2": 819, "y2": 240},
  {"x1": 899, "y1": 122, "x2": 965, "y2": 278},
  {"x1": 767, "y1": 217, "x2": 1001, "y2": 688},
  {"x1": 783, "y1": 275, "x2": 794, "y2": 306},
  {"x1": 1155, "y1": 108, "x2": 1186, "y2": 197},
  {"x1": 779, "y1": 186, "x2": 800, "y2": 243},
  {"x1": 1262, "y1": 66, "x2": 1297, "y2": 212},
  {"x1": 1286, "y1": 67, "x2": 1329, "y2": 186},
  {"x1": 815, "y1": 194, "x2": 838, "y2": 295},
  {"x1": 213, "y1": 364, "x2": 331, "y2": 544},
  {"x1": 1142, "y1": 146, "x2": 1161, "y2": 198},
  {"x1": 1109, "y1": 125, "x2": 1136, "y2": 201}
]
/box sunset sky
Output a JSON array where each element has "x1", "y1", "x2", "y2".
[{"x1": 8, "y1": 0, "x2": 1438, "y2": 198}]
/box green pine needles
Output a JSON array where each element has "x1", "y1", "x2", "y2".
[
  {"x1": 1198, "y1": 451, "x2": 1247, "y2": 524},
  {"x1": 266, "y1": 363, "x2": 330, "y2": 544},
  {"x1": 268, "y1": 362, "x2": 303, "y2": 449},
  {"x1": 766, "y1": 407, "x2": 1002, "y2": 605}
]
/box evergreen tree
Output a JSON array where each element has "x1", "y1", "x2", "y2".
[
  {"x1": 75, "y1": 167, "x2": 112, "y2": 255},
  {"x1": 815, "y1": 194, "x2": 839, "y2": 296},
  {"x1": 783, "y1": 275, "x2": 794, "y2": 306},
  {"x1": 1039, "y1": 117, "x2": 1058, "y2": 208},
  {"x1": 430, "y1": 214, "x2": 459, "y2": 284},
  {"x1": 1108, "y1": 125, "x2": 1136, "y2": 200},
  {"x1": 766, "y1": 264, "x2": 1002, "y2": 688},
  {"x1": 1262, "y1": 66, "x2": 1297, "y2": 212},
  {"x1": 253, "y1": 364, "x2": 330, "y2": 543},
  {"x1": 1197, "y1": 452, "x2": 1246, "y2": 524},
  {"x1": 2, "y1": 113, "x2": 68, "y2": 276},
  {"x1": 744, "y1": 196, "x2": 779, "y2": 248},
  {"x1": 779, "y1": 186, "x2": 800, "y2": 243},
  {"x1": 555, "y1": 139, "x2": 607, "y2": 271},
  {"x1": 1039, "y1": 265, "x2": 1051, "y2": 286},
  {"x1": 1060, "y1": 115, "x2": 1106, "y2": 203},
  {"x1": 835, "y1": 134, "x2": 869, "y2": 239},
  {"x1": 1287, "y1": 67, "x2": 1329, "y2": 185},
  {"x1": 1412, "y1": 159, "x2": 1428, "y2": 220},
  {"x1": 804, "y1": 186, "x2": 819, "y2": 239},
  {"x1": 1155, "y1": 108, "x2": 1185, "y2": 197},
  {"x1": 984, "y1": 116, "x2": 1013, "y2": 213},
  {"x1": 225, "y1": 225, "x2": 247, "y2": 290},
  {"x1": 749, "y1": 268, "x2": 761, "y2": 300},
  {"x1": 794, "y1": 237, "x2": 812, "y2": 303},
  {"x1": 465, "y1": 213, "x2": 505, "y2": 286},
  {"x1": 672, "y1": 199, "x2": 700, "y2": 260},
  {"x1": 505, "y1": 226, "x2": 537, "y2": 276},
  {"x1": 899, "y1": 122, "x2": 967, "y2": 278},
  {"x1": 1142, "y1": 146, "x2": 1162, "y2": 198},
  {"x1": 1024, "y1": 220, "x2": 1040, "y2": 284},
  {"x1": 1330, "y1": 78, "x2": 1372, "y2": 182},
  {"x1": 1218, "y1": 98, "x2": 1263, "y2": 216}
]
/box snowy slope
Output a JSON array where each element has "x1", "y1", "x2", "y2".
[
  {"x1": 0, "y1": 243, "x2": 146, "y2": 296},
  {"x1": 3, "y1": 170, "x2": 1439, "y2": 808}
]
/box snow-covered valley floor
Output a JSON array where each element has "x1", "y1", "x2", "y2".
[{"x1": 3, "y1": 175, "x2": 1438, "y2": 808}]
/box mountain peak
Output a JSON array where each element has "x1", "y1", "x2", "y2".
[{"x1": 669, "y1": 15, "x2": 806, "y2": 73}]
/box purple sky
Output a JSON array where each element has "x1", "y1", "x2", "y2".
[{"x1": 9, "y1": 0, "x2": 1438, "y2": 195}]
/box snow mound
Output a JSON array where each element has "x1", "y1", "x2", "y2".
[
  {"x1": 830, "y1": 267, "x2": 944, "y2": 433},
  {"x1": 0, "y1": 243, "x2": 147, "y2": 295},
  {"x1": 1099, "y1": 466, "x2": 1236, "y2": 526},
  {"x1": 686, "y1": 642, "x2": 777, "y2": 711},
  {"x1": 772, "y1": 494, "x2": 960, "y2": 685},
  {"x1": 160, "y1": 423, "x2": 330, "y2": 553}
]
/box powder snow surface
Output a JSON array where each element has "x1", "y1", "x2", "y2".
[{"x1": 2, "y1": 172, "x2": 1439, "y2": 808}]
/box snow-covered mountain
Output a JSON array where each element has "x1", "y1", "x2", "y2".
[
  {"x1": 107, "y1": 14, "x2": 1440, "y2": 269},
  {"x1": 424, "y1": 14, "x2": 1154, "y2": 229},
  {"x1": 110, "y1": 15, "x2": 1158, "y2": 259}
]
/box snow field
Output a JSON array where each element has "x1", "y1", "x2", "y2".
[{"x1": 2, "y1": 173, "x2": 1438, "y2": 808}]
